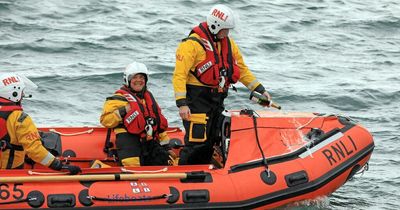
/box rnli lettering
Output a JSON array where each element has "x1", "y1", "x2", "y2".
[
  {"x1": 25, "y1": 132, "x2": 40, "y2": 141},
  {"x1": 212, "y1": 9, "x2": 228, "y2": 21},
  {"x1": 198, "y1": 61, "x2": 212, "y2": 74},
  {"x1": 125, "y1": 111, "x2": 139, "y2": 124},
  {"x1": 322, "y1": 136, "x2": 357, "y2": 166},
  {"x1": 2, "y1": 76, "x2": 20, "y2": 86}
]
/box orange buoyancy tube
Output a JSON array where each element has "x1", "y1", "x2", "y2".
[
  {"x1": 115, "y1": 87, "x2": 168, "y2": 139},
  {"x1": 188, "y1": 22, "x2": 240, "y2": 89}
]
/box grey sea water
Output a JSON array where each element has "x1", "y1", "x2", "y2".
[{"x1": 1, "y1": 0, "x2": 399, "y2": 209}]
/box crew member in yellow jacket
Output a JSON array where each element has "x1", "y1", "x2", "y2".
[
  {"x1": 100, "y1": 62, "x2": 170, "y2": 167},
  {"x1": 172, "y1": 4, "x2": 274, "y2": 165},
  {"x1": 0, "y1": 73, "x2": 81, "y2": 174}
]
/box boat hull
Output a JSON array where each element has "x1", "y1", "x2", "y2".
[{"x1": 0, "y1": 111, "x2": 374, "y2": 209}]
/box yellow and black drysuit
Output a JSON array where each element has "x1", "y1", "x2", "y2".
[
  {"x1": 100, "y1": 86, "x2": 169, "y2": 167},
  {"x1": 172, "y1": 22, "x2": 267, "y2": 165},
  {"x1": 0, "y1": 98, "x2": 77, "y2": 173}
]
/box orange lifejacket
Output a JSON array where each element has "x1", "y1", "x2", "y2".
[
  {"x1": 187, "y1": 22, "x2": 240, "y2": 89},
  {"x1": 0, "y1": 98, "x2": 23, "y2": 153},
  {"x1": 115, "y1": 87, "x2": 168, "y2": 140}
]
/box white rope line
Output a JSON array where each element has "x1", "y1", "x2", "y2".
[
  {"x1": 28, "y1": 170, "x2": 68, "y2": 175},
  {"x1": 296, "y1": 114, "x2": 338, "y2": 130},
  {"x1": 296, "y1": 115, "x2": 322, "y2": 130},
  {"x1": 49, "y1": 128, "x2": 94, "y2": 136},
  {"x1": 121, "y1": 167, "x2": 168, "y2": 173},
  {"x1": 166, "y1": 128, "x2": 178, "y2": 133}
]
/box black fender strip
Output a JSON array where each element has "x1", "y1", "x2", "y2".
[{"x1": 228, "y1": 124, "x2": 354, "y2": 173}]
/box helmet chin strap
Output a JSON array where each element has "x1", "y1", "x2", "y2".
[
  {"x1": 213, "y1": 34, "x2": 221, "y2": 42},
  {"x1": 207, "y1": 26, "x2": 220, "y2": 42}
]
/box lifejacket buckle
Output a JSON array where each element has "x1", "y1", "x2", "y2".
[
  {"x1": 218, "y1": 76, "x2": 226, "y2": 89},
  {"x1": 146, "y1": 117, "x2": 155, "y2": 126},
  {"x1": 145, "y1": 124, "x2": 153, "y2": 140}
]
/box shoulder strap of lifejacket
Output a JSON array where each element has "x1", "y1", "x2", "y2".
[
  {"x1": 103, "y1": 128, "x2": 114, "y2": 157},
  {"x1": 182, "y1": 37, "x2": 206, "y2": 51},
  {"x1": 117, "y1": 88, "x2": 146, "y2": 117},
  {"x1": 197, "y1": 23, "x2": 219, "y2": 64},
  {"x1": 225, "y1": 37, "x2": 235, "y2": 83},
  {"x1": 106, "y1": 95, "x2": 128, "y2": 102},
  {"x1": 145, "y1": 91, "x2": 161, "y2": 131}
]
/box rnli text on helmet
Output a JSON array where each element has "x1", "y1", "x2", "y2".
[
  {"x1": 2, "y1": 76, "x2": 20, "y2": 86},
  {"x1": 212, "y1": 9, "x2": 228, "y2": 22}
]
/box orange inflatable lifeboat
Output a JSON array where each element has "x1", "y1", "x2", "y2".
[{"x1": 0, "y1": 110, "x2": 374, "y2": 209}]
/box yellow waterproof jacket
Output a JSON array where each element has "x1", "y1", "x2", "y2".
[
  {"x1": 172, "y1": 33, "x2": 263, "y2": 104},
  {"x1": 100, "y1": 93, "x2": 169, "y2": 140},
  {"x1": 1, "y1": 111, "x2": 55, "y2": 169},
  {"x1": 100, "y1": 93, "x2": 129, "y2": 134}
]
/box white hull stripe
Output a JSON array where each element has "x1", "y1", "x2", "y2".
[{"x1": 299, "y1": 132, "x2": 344, "y2": 158}]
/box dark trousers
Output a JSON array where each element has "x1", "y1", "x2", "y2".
[
  {"x1": 178, "y1": 85, "x2": 226, "y2": 165},
  {"x1": 116, "y1": 132, "x2": 169, "y2": 166}
]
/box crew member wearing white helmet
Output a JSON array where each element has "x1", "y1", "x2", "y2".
[
  {"x1": 172, "y1": 4, "x2": 273, "y2": 165},
  {"x1": 0, "y1": 73, "x2": 81, "y2": 174},
  {"x1": 100, "y1": 62, "x2": 170, "y2": 166}
]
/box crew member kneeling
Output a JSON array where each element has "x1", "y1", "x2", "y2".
[
  {"x1": 100, "y1": 62, "x2": 170, "y2": 167},
  {"x1": 0, "y1": 73, "x2": 81, "y2": 174}
]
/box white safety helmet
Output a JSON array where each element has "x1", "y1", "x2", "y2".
[
  {"x1": 0, "y1": 73, "x2": 38, "y2": 103},
  {"x1": 207, "y1": 4, "x2": 236, "y2": 35},
  {"x1": 123, "y1": 62, "x2": 149, "y2": 87}
]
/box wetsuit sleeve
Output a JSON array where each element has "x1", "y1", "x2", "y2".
[
  {"x1": 100, "y1": 94, "x2": 129, "y2": 128},
  {"x1": 172, "y1": 39, "x2": 199, "y2": 107},
  {"x1": 230, "y1": 38, "x2": 266, "y2": 93},
  {"x1": 12, "y1": 111, "x2": 55, "y2": 167}
]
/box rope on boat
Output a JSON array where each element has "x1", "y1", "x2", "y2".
[
  {"x1": 296, "y1": 115, "x2": 322, "y2": 130},
  {"x1": 296, "y1": 113, "x2": 355, "y2": 130},
  {"x1": 88, "y1": 194, "x2": 172, "y2": 202},
  {"x1": 121, "y1": 167, "x2": 168, "y2": 173},
  {"x1": 28, "y1": 170, "x2": 68, "y2": 175},
  {"x1": 166, "y1": 128, "x2": 178, "y2": 133},
  {"x1": 250, "y1": 110, "x2": 271, "y2": 176},
  {"x1": 49, "y1": 128, "x2": 94, "y2": 136},
  {"x1": 296, "y1": 114, "x2": 336, "y2": 130}
]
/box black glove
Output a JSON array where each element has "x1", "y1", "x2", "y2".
[
  {"x1": 61, "y1": 164, "x2": 81, "y2": 175},
  {"x1": 49, "y1": 159, "x2": 81, "y2": 175}
]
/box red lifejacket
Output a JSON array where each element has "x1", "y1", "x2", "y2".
[
  {"x1": 0, "y1": 98, "x2": 22, "y2": 148},
  {"x1": 187, "y1": 22, "x2": 240, "y2": 89},
  {"x1": 115, "y1": 87, "x2": 168, "y2": 140}
]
